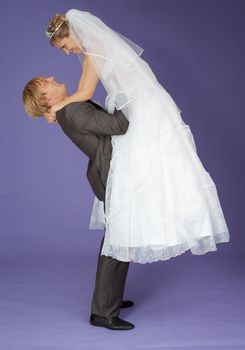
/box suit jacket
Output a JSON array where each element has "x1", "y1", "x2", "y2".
[{"x1": 56, "y1": 100, "x2": 129, "y2": 202}]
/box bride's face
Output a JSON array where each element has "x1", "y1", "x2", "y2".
[{"x1": 54, "y1": 34, "x2": 82, "y2": 55}]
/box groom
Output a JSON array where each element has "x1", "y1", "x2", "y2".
[{"x1": 22, "y1": 76, "x2": 134, "y2": 330}]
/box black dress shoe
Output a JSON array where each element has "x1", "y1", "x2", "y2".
[
  {"x1": 121, "y1": 299, "x2": 134, "y2": 309},
  {"x1": 90, "y1": 313, "x2": 134, "y2": 330}
]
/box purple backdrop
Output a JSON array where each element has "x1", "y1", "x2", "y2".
[{"x1": 0, "y1": 0, "x2": 244, "y2": 348}]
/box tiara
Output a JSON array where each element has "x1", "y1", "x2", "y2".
[{"x1": 45, "y1": 20, "x2": 65, "y2": 39}]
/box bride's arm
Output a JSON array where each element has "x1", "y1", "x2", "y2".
[
  {"x1": 75, "y1": 54, "x2": 100, "y2": 100},
  {"x1": 50, "y1": 55, "x2": 100, "y2": 113}
]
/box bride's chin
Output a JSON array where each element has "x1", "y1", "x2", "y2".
[{"x1": 75, "y1": 48, "x2": 82, "y2": 54}]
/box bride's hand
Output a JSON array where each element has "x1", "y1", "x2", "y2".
[
  {"x1": 50, "y1": 100, "x2": 66, "y2": 114},
  {"x1": 43, "y1": 99, "x2": 67, "y2": 123},
  {"x1": 43, "y1": 109, "x2": 57, "y2": 124}
]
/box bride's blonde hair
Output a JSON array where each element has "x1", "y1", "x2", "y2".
[{"x1": 46, "y1": 14, "x2": 70, "y2": 46}]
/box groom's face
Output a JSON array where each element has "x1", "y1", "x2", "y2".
[{"x1": 40, "y1": 76, "x2": 67, "y2": 107}]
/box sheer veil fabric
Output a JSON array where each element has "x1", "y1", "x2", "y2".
[{"x1": 66, "y1": 9, "x2": 230, "y2": 263}]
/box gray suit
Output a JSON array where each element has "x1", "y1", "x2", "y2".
[{"x1": 56, "y1": 100, "x2": 130, "y2": 318}]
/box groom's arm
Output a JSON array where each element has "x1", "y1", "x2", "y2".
[{"x1": 66, "y1": 102, "x2": 129, "y2": 136}]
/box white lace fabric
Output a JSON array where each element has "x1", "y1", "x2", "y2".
[
  {"x1": 89, "y1": 83, "x2": 230, "y2": 263},
  {"x1": 101, "y1": 232, "x2": 229, "y2": 263},
  {"x1": 66, "y1": 9, "x2": 230, "y2": 263}
]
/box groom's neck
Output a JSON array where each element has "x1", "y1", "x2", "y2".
[{"x1": 51, "y1": 93, "x2": 69, "y2": 105}]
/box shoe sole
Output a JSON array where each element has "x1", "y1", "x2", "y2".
[{"x1": 90, "y1": 319, "x2": 134, "y2": 330}]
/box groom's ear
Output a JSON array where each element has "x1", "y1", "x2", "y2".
[{"x1": 40, "y1": 93, "x2": 52, "y2": 107}]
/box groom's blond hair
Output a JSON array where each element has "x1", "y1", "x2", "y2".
[{"x1": 22, "y1": 77, "x2": 49, "y2": 117}]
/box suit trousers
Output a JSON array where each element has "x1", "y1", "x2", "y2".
[{"x1": 91, "y1": 202, "x2": 130, "y2": 318}]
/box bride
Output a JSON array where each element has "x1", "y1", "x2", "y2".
[{"x1": 45, "y1": 9, "x2": 230, "y2": 263}]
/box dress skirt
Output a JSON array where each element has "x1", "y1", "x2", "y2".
[{"x1": 89, "y1": 82, "x2": 230, "y2": 263}]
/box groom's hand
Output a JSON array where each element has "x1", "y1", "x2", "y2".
[{"x1": 43, "y1": 109, "x2": 57, "y2": 124}]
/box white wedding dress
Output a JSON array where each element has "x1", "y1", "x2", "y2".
[
  {"x1": 66, "y1": 9, "x2": 230, "y2": 263},
  {"x1": 89, "y1": 69, "x2": 230, "y2": 263}
]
